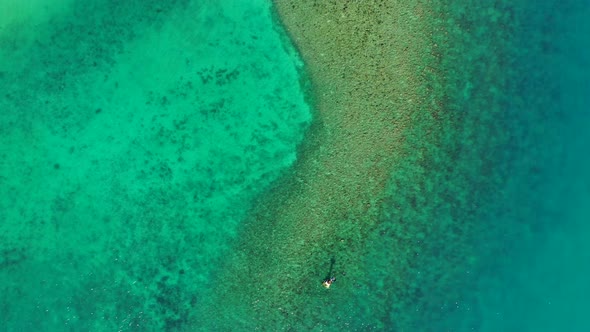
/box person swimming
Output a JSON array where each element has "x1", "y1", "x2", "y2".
[{"x1": 322, "y1": 276, "x2": 336, "y2": 289}]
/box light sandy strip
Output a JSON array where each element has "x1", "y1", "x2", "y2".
[{"x1": 199, "y1": 1, "x2": 445, "y2": 328}]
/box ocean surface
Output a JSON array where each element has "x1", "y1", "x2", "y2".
[
  {"x1": 0, "y1": 0, "x2": 311, "y2": 330},
  {"x1": 1, "y1": 0, "x2": 588, "y2": 331}
]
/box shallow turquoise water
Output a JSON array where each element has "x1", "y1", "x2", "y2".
[
  {"x1": 1, "y1": 0, "x2": 589, "y2": 331},
  {"x1": 1, "y1": 0, "x2": 310, "y2": 330}
]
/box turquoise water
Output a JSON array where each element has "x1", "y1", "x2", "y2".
[
  {"x1": 318, "y1": 1, "x2": 590, "y2": 330},
  {"x1": 410, "y1": 1, "x2": 590, "y2": 330},
  {"x1": 457, "y1": 1, "x2": 590, "y2": 330},
  {"x1": 1, "y1": 0, "x2": 589, "y2": 331},
  {"x1": 1, "y1": 0, "x2": 310, "y2": 330},
  {"x1": 466, "y1": 2, "x2": 590, "y2": 330}
]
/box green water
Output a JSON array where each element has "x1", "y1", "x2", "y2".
[
  {"x1": 1, "y1": 0, "x2": 310, "y2": 330},
  {"x1": 2, "y1": 0, "x2": 589, "y2": 331}
]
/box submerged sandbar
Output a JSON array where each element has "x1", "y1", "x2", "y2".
[{"x1": 200, "y1": 1, "x2": 448, "y2": 329}]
